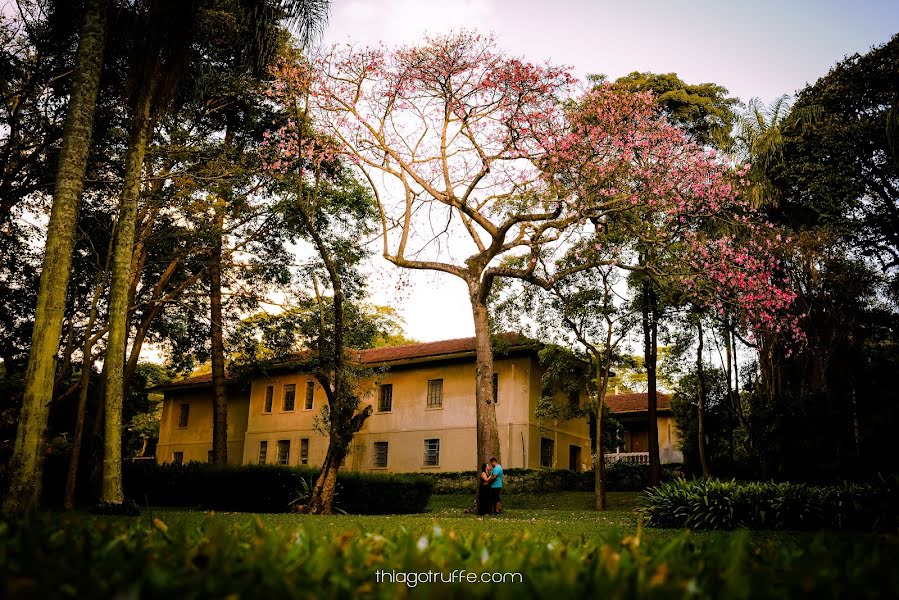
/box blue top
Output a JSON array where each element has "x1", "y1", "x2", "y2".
[{"x1": 490, "y1": 464, "x2": 503, "y2": 488}]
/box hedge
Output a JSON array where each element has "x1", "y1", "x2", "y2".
[
  {"x1": 123, "y1": 462, "x2": 434, "y2": 514},
  {"x1": 419, "y1": 462, "x2": 683, "y2": 494},
  {"x1": 640, "y1": 477, "x2": 899, "y2": 531}
]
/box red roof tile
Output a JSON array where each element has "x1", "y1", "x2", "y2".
[
  {"x1": 356, "y1": 332, "x2": 530, "y2": 364},
  {"x1": 605, "y1": 392, "x2": 672, "y2": 413}
]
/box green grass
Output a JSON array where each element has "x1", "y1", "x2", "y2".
[{"x1": 2, "y1": 492, "x2": 897, "y2": 599}]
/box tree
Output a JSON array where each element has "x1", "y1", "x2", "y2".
[
  {"x1": 261, "y1": 63, "x2": 379, "y2": 512},
  {"x1": 100, "y1": 0, "x2": 329, "y2": 507},
  {"x1": 496, "y1": 260, "x2": 634, "y2": 509},
  {"x1": 611, "y1": 71, "x2": 738, "y2": 151},
  {"x1": 4, "y1": 0, "x2": 108, "y2": 516},
  {"x1": 607, "y1": 71, "x2": 738, "y2": 485},
  {"x1": 308, "y1": 32, "x2": 604, "y2": 473}
]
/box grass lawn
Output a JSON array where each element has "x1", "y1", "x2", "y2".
[{"x1": 2, "y1": 491, "x2": 897, "y2": 599}]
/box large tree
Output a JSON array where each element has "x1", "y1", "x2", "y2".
[{"x1": 4, "y1": 0, "x2": 108, "y2": 516}]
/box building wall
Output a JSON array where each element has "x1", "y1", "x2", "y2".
[
  {"x1": 156, "y1": 389, "x2": 249, "y2": 465},
  {"x1": 157, "y1": 352, "x2": 592, "y2": 473}
]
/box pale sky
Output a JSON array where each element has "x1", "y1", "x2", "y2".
[{"x1": 323, "y1": 0, "x2": 899, "y2": 342}]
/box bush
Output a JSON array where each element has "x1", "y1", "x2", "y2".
[
  {"x1": 640, "y1": 477, "x2": 899, "y2": 531},
  {"x1": 123, "y1": 462, "x2": 433, "y2": 514},
  {"x1": 421, "y1": 464, "x2": 683, "y2": 494}
]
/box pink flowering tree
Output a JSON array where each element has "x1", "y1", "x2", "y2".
[{"x1": 286, "y1": 31, "x2": 799, "y2": 481}]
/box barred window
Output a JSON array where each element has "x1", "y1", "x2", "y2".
[
  {"x1": 423, "y1": 438, "x2": 440, "y2": 467},
  {"x1": 258, "y1": 441, "x2": 268, "y2": 464},
  {"x1": 300, "y1": 438, "x2": 309, "y2": 465},
  {"x1": 426, "y1": 379, "x2": 443, "y2": 408},
  {"x1": 373, "y1": 441, "x2": 388, "y2": 468},
  {"x1": 540, "y1": 437, "x2": 554, "y2": 468},
  {"x1": 277, "y1": 440, "x2": 290, "y2": 465},
  {"x1": 177, "y1": 403, "x2": 190, "y2": 428},
  {"x1": 283, "y1": 384, "x2": 296, "y2": 411},
  {"x1": 492, "y1": 373, "x2": 499, "y2": 403},
  {"x1": 264, "y1": 386, "x2": 274, "y2": 413},
  {"x1": 378, "y1": 384, "x2": 393, "y2": 412},
  {"x1": 172, "y1": 452, "x2": 184, "y2": 465}
]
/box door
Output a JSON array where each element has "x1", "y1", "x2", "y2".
[{"x1": 568, "y1": 445, "x2": 581, "y2": 471}]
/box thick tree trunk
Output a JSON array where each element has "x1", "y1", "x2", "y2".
[
  {"x1": 642, "y1": 280, "x2": 662, "y2": 486},
  {"x1": 209, "y1": 201, "x2": 228, "y2": 464},
  {"x1": 696, "y1": 319, "x2": 711, "y2": 478},
  {"x1": 3, "y1": 0, "x2": 107, "y2": 516},
  {"x1": 470, "y1": 293, "x2": 501, "y2": 467},
  {"x1": 307, "y1": 446, "x2": 344, "y2": 514},
  {"x1": 101, "y1": 77, "x2": 156, "y2": 505}
]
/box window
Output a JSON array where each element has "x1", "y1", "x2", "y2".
[
  {"x1": 305, "y1": 381, "x2": 314, "y2": 410},
  {"x1": 373, "y1": 441, "x2": 389, "y2": 468},
  {"x1": 426, "y1": 379, "x2": 443, "y2": 408},
  {"x1": 300, "y1": 438, "x2": 309, "y2": 465},
  {"x1": 540, "y1": 437, "x2": 555, "y2": 468},
  {"x1": 277, "y1": 440, "x2": 290, "y2": 465},
  {"x1": 207, "y1": 450, "x2": 214, "y2": 463},
  {"x1": 264, "y1": 386, "x2": 274, "y2": 413},
  {"x1": 177, "y1": 403, "x2": 190, "y2": 428},
  {"x1": 423, "y1": 438, "x2": 440, "y2": 467},
  {"x1": 258, "y1": 441, "x2": 268, "y2": 464},
  {"x1": 283, "y1": 384, "x2": 296, "y2": 411},
  {"x1": 172, "y1": 451, "x2": 184, "y2": 465},
  {"x1": 378, "y1": 384, "x2": 393, "y2": 412},
  {"x1": 492, "y1": 373, "x2": 499, "y2": 403}
]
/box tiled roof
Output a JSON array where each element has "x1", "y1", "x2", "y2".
[
  {"x1": 605, "y1": 392, "x2": 672, "y2": 413},
  {"x1": 156, "y1": 333, "x2": 534, "y2": 391},
  {"x1": 356, "y1": 332, "x2": 530, "y2": 364}
]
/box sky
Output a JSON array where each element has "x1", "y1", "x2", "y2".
[{"x1": 320, "y1": 0, "x2": 899, "y2": 343}]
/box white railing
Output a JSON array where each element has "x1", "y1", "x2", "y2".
[{"x1": 604, "y1": 451, "x2": 649, "y2": 465}]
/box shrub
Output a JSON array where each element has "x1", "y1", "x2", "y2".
[
  {"x1": 421, "y1": 464, "x2": 683, "y2": 494},
  {"x1": 640, "y1": 477, "x2": 899, "y2": 531},
  {"x1": 123, "y1": 462, "x2": 433, "y2": 514}
]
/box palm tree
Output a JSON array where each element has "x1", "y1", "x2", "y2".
[
  {"x1": 100, "y1": 0, "x2": 330, "y2": 506},
  {"x1": 734, "y1": 95, "x2": 791, "y2": 208},
  {"x1": 3, "y1": 0, "x2": 109, "y2": 517}
]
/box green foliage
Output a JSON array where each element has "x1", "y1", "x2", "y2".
[
  {"x1": 611, "y1": 71, "x2": 739, "y2": 150},
  {"x1": 641, "y1": 477, "x2": 899, "y2": 531},
  {"x1": 122, "y1": 462, "x2": 433, "y2": 514},
  {"x1": 2, "y1": 506, "x2": 899, "y2": 598}
]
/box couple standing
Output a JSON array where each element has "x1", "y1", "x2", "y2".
[{"x1": 477, "y1": 457, "x2": 503, "y2": 515}]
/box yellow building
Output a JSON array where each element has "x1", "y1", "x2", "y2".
[{"x1": 154, "y1": 335, "x2": 592, "y2": 472}]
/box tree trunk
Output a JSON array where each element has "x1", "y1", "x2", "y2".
[
  {"x1": 697, "y1": 318, "x2": 711, "y2": 478},
  {"x1": 594, "y1": 410, "x2": 606, "y2": 510},
  {"x1": 307, "y1": 445, "x2": 344, "y2": 514},
  {"x1": 101, "y1": 76, "x2": 156, "y2": 505},
  {"x1": 209, "y1": 200, "x2": 228, "y2": 464},
  {"x1": 470, "y1": 292, "x2": 501, "y2": 466},
  {"x1": 64, "y1": 246, "x2": 111, "y2": 510},
  {"x1": 3, "y1": 0, "x2": 107, "y2": 516},
  {"x1": 642, "y1": 280, "x2": 661, "y2": 486}
]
